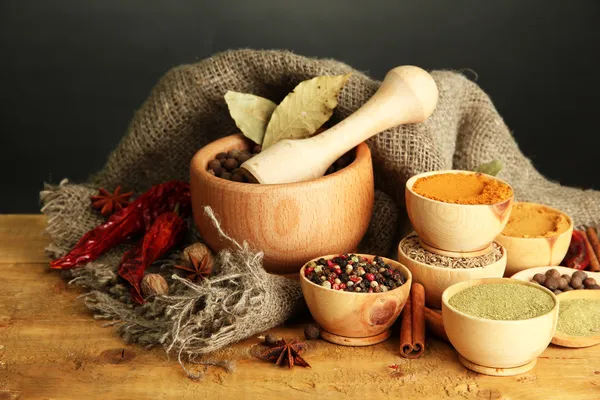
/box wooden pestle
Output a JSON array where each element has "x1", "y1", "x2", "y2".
[{"x1": 240, "y1": 65, "x2": 439, "y2": 184}]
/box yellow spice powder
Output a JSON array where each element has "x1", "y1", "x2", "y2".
[
  {"x1": 502, "y1": 202, "x2": 570, "y2": 238},
  {"x1": 412, "y1": 173, "x2": 513, "y2": 205}
]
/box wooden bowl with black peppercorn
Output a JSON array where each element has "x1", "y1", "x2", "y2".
[
  {"x1": 300, "y1": 253, "x2": 412, "y2": 346},
  {"x1": 190, "y1": 134, "x2": 374, "y2": 274}
]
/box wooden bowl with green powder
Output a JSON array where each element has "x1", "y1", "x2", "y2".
[
  {"x1": 552, "y1": 289, "x2": 600, "y2": 348},
  {"x1": 442, "y1": 278, "x2": 558, "y2": 376}
]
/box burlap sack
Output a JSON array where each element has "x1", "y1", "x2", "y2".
[{"x1": 40, "y1": 49, "x2": 600, "y2": 366}]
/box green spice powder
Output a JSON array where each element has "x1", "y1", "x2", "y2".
[
  {"x1": 556, "y1": 299, "x2": 600, "y2": 337},
  {"x1": 449, "y1": 283, "x2": 555, "y2": 320}
]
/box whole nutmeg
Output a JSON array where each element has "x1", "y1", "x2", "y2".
[
  {"x1": 227, "y1": 149, "x2": 241, "y2": 159},
  {"x1": 207, "y1": 159, "x2": 222, "y2": 170},
  {"x1": 553, "y1": 289, "x2": 562, "y2": 295},
  {"x1": 223, "y1": 158, "x2": 239, "y2": 171},
  {"x1": 183, "y1": 242, "x2": 214, "y2": 271},
  {"x1": 588, "y1": 284, "x2": 600, "y2": 290},
  {"x1": 264, "y1": 333, "x2": 278, "y2": 346},
  {"x1": 532, "y1": 273, "x2": 546, "y2": 285},
  {"x1": 544, "y1": 276, "x2": 561, "y2": 290},
  {"x1": 231, "y1": 172, "x2": 245, "y2": 182},
  {"x1": 557, "y1": 277, "x2": 569, "y2": 290},
  {"x1": 572, "y1": 270, "x2": 588, "y2": 282},
  {"x1": 561, "y1": 274, "x2": 572, "y2": 284},
  {"x1": 583, "y1": 277, "x2": 597, "y2": 288},
  {"x1": 212, "y1": 166, "x2": 224, "y2": 177},
  {"x1": 304, "y1": 324, "x2": 321, "y2": 340},
  {"x1": 141, "y1": 274, "x2": 169, "y2": 297},
  {"x1": 570, "y1": 276, "x2": 583, "y2": 289},
  {"x1": 545, "y1": 269, "x2": 561, "y2": 279},
  {"x1": 221, "y1": 171, "x2": 232, "y2": 180},
  {"x1": 237, "y1": 152, "x2": 252, "y2": 164}
]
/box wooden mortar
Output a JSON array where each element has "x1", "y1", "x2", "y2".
[{"x1": 190, "y1": 134, "x2": 374, "y2": 274}]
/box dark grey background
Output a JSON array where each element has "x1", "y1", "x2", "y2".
[{"x1": 2, "y1": 0, "x2": 599, "y2": 213}]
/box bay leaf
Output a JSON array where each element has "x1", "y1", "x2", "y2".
[
  {"x1": 261, "y1": 73, "x2": 352, "y2": 149},
  {"x1": 224, "y1": 91, "x2": 277, "y2": 145},
  {"x1": 476, "y1": 160, "x2": 503, "y2": 176}
]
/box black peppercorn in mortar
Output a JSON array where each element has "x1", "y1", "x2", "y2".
[
  {"x1": 206, "y1": 141, "x2": 355, "y2": 183},
  {"x1": 303, "y1": 254, "x2": 407, "y2": 293}
]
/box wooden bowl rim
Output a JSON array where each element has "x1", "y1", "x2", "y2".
[
  {"x1": 300, "y1": 253, "x2": 412, "y2": 297},
  {"x1": 191, "y1": 133, "x2": 371, "y2": 189},
  {"x1": 405, "y1": 170, "x2": 514, "y2": 207},
  {"x1": 441, "y1": 277, "x2": 559, "y2": 324},
  {"x1": 496, "y1": 201, "x2": 574, "y2": 240},
  {"x1": 397, "y1": 236, "x2": 507, "y2": 271}
]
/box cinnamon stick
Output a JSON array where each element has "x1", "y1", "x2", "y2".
[
  {"x1": 399, "y1": 283, "x2": 426, "y2": 359},
  {"x1": 585, "y1": 227, "x2": 600, "y2": 272},
  {"x1": 424, "y1": 307, "x2": 449, "y2": 343},
  {"x1": 399, "y1": 290, "x2": 413, "y2": 355}
]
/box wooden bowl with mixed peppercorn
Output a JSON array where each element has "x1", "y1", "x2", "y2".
[
  {"x1": 190, "y1": 134, "x2": 374, "y2": 274},
  {"x1": 300, "y1": 253, "x2": 412, "y2": 344}
]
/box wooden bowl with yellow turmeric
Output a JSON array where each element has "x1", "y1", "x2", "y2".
[
  {"x1": 496, "y1": 202, "x2": 573, "y2": 276},
  {"x1": 405, "y1": 170, "x2": 514, "y2": 254}
]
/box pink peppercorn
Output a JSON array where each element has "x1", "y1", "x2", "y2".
[
  {"x1": 305, "y1": 266, "x2": 314, "y2": 274},
  {"x1": 332, "y1": 283, "x2": 340, "y2": 290},
  {"x1": 349, "y1": 276, "x2": 361, "y2": 283},
  {"x1": 334, "y1": 268, "x2": 342, "y2": 275},
  {"x1": 368, "y1": 288, "x2": 374, "y2": 293},
  {"x1": 340, "y1": 283, "x2": 347, "y2": 289},
  {"x1": 365, "y1": 273, "x2": 375, "y2": 282},
  {"x1": 330, "y1": 272, "x2": 337, "y2": 279},
  {"x1": 327, "y1": 260, "x2": 335, "y2": 268}
]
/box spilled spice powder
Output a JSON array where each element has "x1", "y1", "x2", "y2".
[
  {"x1": 412, "y1": 173, "x2": 512, "y2": 205},
  {"x1": 502, "y1": 202, "x2": 570, "y2": 238}
]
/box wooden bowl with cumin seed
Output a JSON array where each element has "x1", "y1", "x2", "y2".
[{"x1": 398, "y1": 235, "x2": 507, "y2": 309}]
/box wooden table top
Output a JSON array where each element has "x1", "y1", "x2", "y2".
[{"x1": 1, "y1": 214, "x2": 599, "y2": 399}]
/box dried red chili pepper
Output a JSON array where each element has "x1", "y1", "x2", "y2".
[
  {"x1": 117, "y1": 245, "x2": 144, "y2": 304},
  {"x1": 563, "y1": 230, "x2": 591, "y2": 270},
  {"x1": 50, "y1": 181, "x2": 190, "y2": 269},
  {"x1": 118, "y1": 211, "x2": 186, "y2": 304}
]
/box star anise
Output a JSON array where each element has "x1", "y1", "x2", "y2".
[
  {"x1": 173, "y1": 254, "x2": 212, "y2": 282},
  {"x1": 256, "y1": 338, "x2": 310, "y2": 369},
  {"x1": 90, "y1": 186, "x2": 133, "y2": 217}
]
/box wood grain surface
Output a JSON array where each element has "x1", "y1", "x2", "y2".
[{"x1": 0, "y1": 215, "x2": 599, "y2": 399}]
